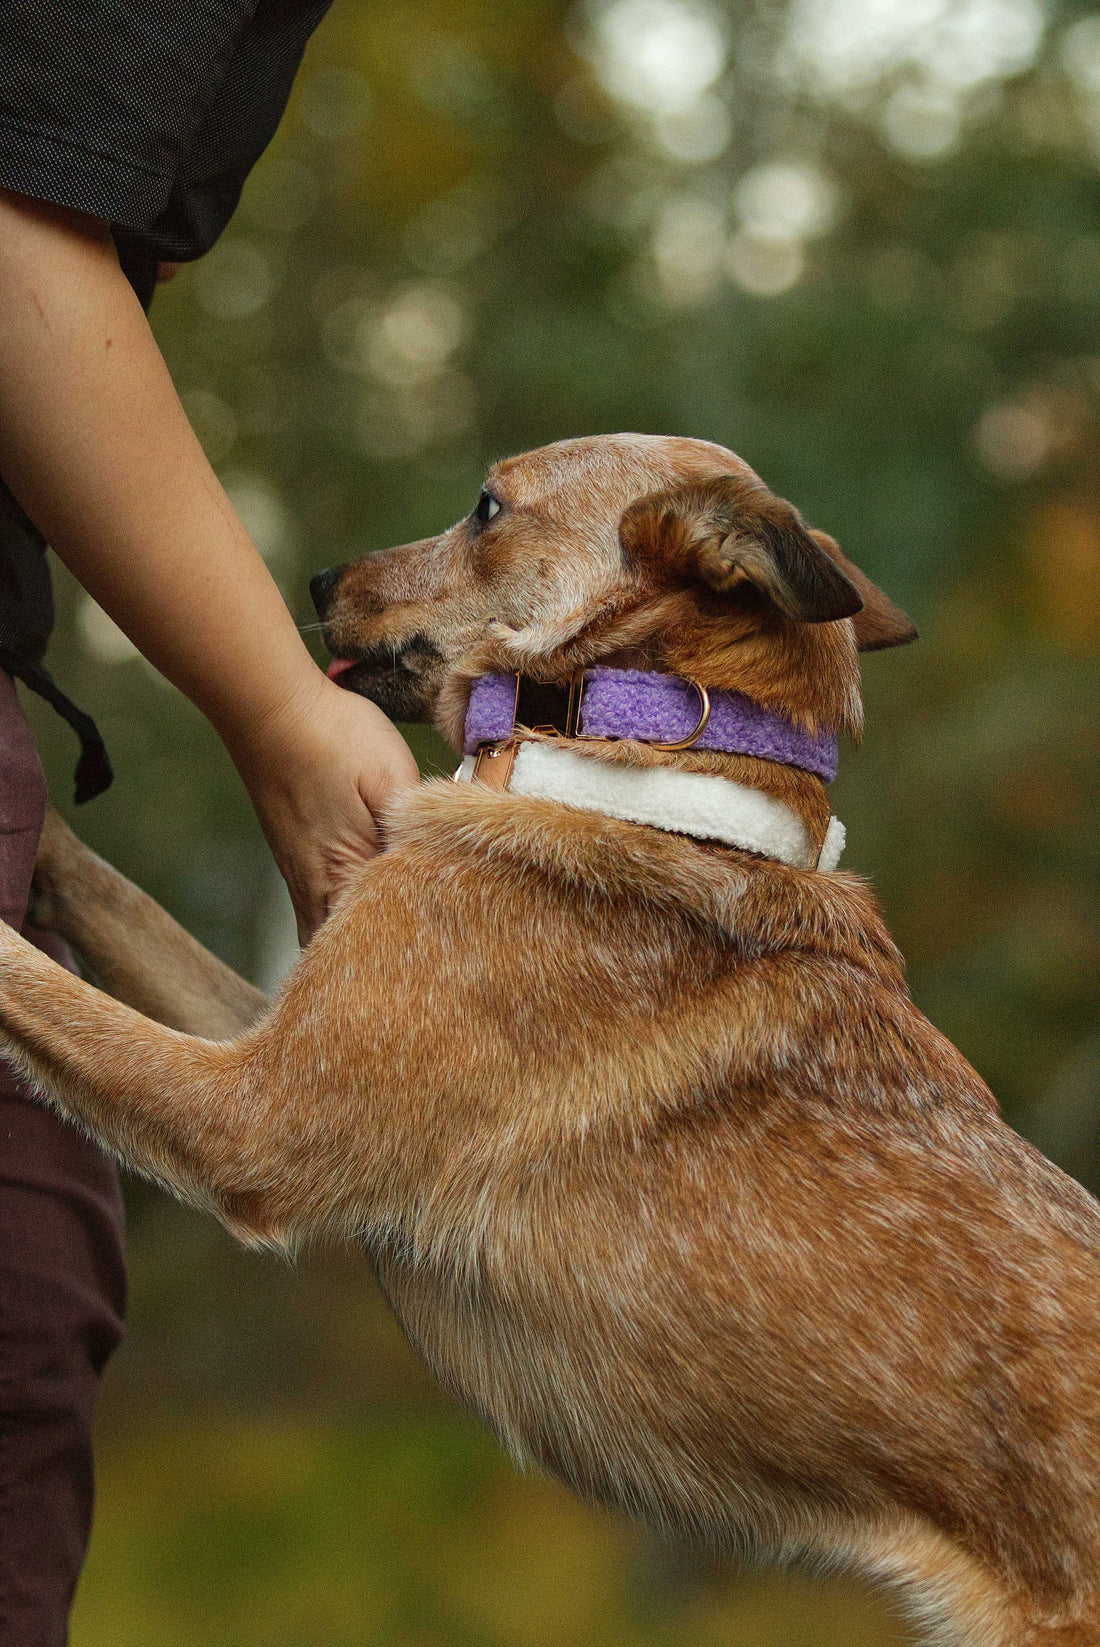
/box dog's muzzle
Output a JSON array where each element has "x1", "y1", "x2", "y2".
[{"x1": 309, "y1": 565, "x2": 344, "y2": 621}]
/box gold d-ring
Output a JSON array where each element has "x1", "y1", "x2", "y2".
[{"x1": 651, "y1": 679, "x2": 712, "y2": 751}]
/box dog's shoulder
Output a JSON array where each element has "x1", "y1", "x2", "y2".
[{"x1": 381, "y1": 777, "x2": 903, "y2": 977}]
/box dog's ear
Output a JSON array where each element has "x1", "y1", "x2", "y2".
[
  {"x1": 621, "y1": 477, "x2": 864, "y2": 625},
  {"x1": 809, "y1": 531, "x2": 918, "y2": 651}
]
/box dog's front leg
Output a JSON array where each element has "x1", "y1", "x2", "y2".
[
  {"x1": 0, "y1": 915, "x2": 286, "y2": 1241},
  {"x1": 31, "y1": 807, "x2": 268, "y2": 1037}
]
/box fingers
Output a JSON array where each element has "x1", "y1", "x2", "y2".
[
  {"x1": 232, "y1": 674, "x2": 421, "y2": 946},
  {"x1": 267, "y1": 758, "x2": 417, "y2": 946}
]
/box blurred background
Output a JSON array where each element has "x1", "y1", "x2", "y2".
[{"x1": 24, "y1": 0, "x2": 1100, "y2": 1639}]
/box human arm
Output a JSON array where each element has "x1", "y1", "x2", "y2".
[{"x1": 0, "y1": 189, "x2": 419, "y2": 940}]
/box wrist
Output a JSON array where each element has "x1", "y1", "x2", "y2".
[{"x1": 214, "y1": 655, "x2": 330, "y2": 779}]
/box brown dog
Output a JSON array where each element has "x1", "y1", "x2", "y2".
[{"x1": 4, "y1": 434, "x2": 1099, "y2": 1646}]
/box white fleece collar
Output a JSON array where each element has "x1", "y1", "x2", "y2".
[{"x1": 456, "y1": 742, "x2": 845, "y2": 872}]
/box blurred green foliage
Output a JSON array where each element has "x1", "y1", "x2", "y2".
[
  {"x1": 23, "y1": 0, "x2": 1100, "y2": 1639},
  {"x1": 75, "y1": 1413, "x2": 901, "y2": 1646}
]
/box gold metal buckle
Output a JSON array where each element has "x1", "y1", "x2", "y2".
[
  {"x1": 649, "y1": 679, "x2": 712, "y2": 751},
  {"x1": 565, "y1": 670, "x2": 584, "y2": 737},
  {"x1": 513, "y1": 671, "x2": 585, "y2": 739}
]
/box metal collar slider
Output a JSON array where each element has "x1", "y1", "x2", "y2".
[{"x1": 510, "y1": 671, "x2": 711, "y2": 751}]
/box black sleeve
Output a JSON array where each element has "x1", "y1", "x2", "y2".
[
  {"x1": 141, "y1": 0, "x2": 335, "y2": 260},
  {"x1": 0, "y1": 0, "x2": 263, "y2": 232}
]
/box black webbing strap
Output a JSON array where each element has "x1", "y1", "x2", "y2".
[
  {"x1": 0, "y1": 481, "x2": 113, "y2": 805},
  {"x1": 0, "y1": 650, "x2": 113, "y2": 804}
]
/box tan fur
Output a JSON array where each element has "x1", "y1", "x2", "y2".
[
  {"x1": 30, "y1": 809, "x2": 266, "y2": 1038},
  {"x1": 2, "y1": 434, "x2": 1097, "y2": 1645}
]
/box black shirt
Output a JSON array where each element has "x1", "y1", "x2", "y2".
[
  {"x1": 0, "y1": 0, "x2": 333, "y2": 798},
  {"x1": 0, "y1": 0, "x2": 333, "y2": 267}
]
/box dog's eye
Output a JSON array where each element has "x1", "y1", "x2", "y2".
[{"x1": 475, "y1": 490, "x2": 501, "y2": 525}]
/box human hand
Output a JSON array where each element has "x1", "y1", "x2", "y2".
[{"x1": 229, "y1": 671, "x2": 420, "y2": 945}]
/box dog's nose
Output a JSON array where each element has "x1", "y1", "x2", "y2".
[{"x1": 309, "y1": 565, "x2": 344, "y2": 619}]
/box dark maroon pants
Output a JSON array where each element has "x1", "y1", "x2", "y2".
[{"x1": 0, "y1": 672, "x2": 126, "y2": 1646}]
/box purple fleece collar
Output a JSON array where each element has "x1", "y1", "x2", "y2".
[{"x1": 463, "y1": 668, "x2": 838, "y2": 781}]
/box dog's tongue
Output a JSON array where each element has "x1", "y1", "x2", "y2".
[{"x1": 326, "y1": 658, "x2": 356, "y2": 682}]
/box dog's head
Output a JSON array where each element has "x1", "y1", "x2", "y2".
[{"x1": 312, "y1": 434, "x2": 915, "y2": 747}]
